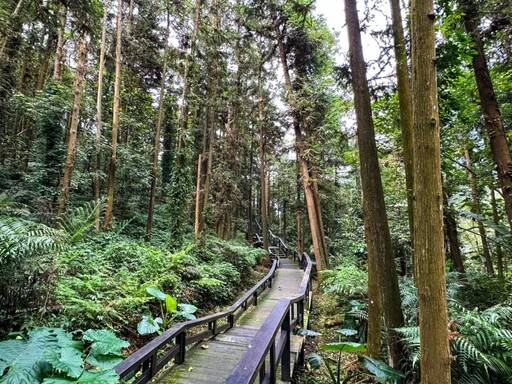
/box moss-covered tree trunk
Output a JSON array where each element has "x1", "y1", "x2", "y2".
[
  {"x1": 461, "y1": 0, "x2": 512, "y2": 234},
  {"x1": 94, "y1": 9, "x2": 107, "y2": 232},
  {"x1": 464, "y1": 147, "x2": 494, "y2": 275},
  {"x1": 58, "y1": 32, "x2": 88, "y2": 222},
  {"x1": 344, "y1": 0, "x2": 404, "y2": 366},
  {"x1": 411, "y1": 0, "x2": 451, "y2": 381},
  {"x1": 103, "y1": 0, "x2": 123, "y2": 231},
  {"x1": 389, "y1": 0, "x2": 415, "y2": 266}
]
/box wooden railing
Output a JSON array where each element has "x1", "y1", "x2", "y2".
[
  {"x1": 115, "y1": 257, "x2": 280, "y2": 383},
  {"x1": 226, "y1": 252, "x2": 313, "y2": 384}
]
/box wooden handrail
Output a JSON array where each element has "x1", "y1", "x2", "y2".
[
  {"x1": 226, "y1": 252, "x2": 313, "y2": 384},
  {"x1": 115, "y1": 257, "x2": 280, "y2": 383}
]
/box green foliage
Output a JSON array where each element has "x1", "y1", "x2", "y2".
[
  {"x1": 136, "y1": 288, "x2": 197, "y2": 335},
  {"x1": 306, "y1": 342, "x2": 403, "y2": 384},
  {"x1": 0, "y1": 203, "x2": 68, "y2": 334},
  {"x1": 396, "y1": 301, "x2": 512, "y2": 383},
  {"x1": 0, "y1": 327, "x2": 128, "y2": 384},
  {"x1": 320, "y1": 261, "x2": 368, "y2": 300}
]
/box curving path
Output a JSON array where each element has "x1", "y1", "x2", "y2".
[{"x1": 153, "y1": 258, "x2": 304, "y2": 384}]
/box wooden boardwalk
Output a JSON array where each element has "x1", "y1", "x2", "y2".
[{"x1": 153, "y1": 258, "x2": 304, "y2": 384}]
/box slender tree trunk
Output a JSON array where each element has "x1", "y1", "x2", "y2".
[
  {"x1": 411, "y1": 0, "x2": 451, "y2": 381},
  {"x1": 491, "y1": 189, "x2": 505, "y2": 277},
  {"x1": 193, "y1": 153, "x2": 204, "y2": 243},
  {"x1": 198, "y1": 2, "x2": 219, "y2": 245},
  {"x1": 344, "y1": 0, "x2": 404, "y2": 366},
  {"x1": 310, "y1": 168, "x2": 329, "y2": 268},
  {"x1": 296, "y1": 161, "x2": 304, "y2": 254},
  {"x1": 177, "y1": 0, "x2": 203, "y2": 163},
  {"x1": 389, "y1": 0, "x2": 415, "y2": 268},
  {"x1": 57, "y1": 33, "x2": 88, "y2": 222},
  {"x1": 275, "y1": 22, "x2": 325, "y2": 272},
  {"x1": 247, "y1": 136, "x2": 255, "y2": 242},
  {"x1": 36, "y1": 32, "x2": 55, "y2": 91},
  {"x1": 53, "y1": 7, "x2": 67, "y2": 81},
  {"x1": 103, "y1": 0, "x2": 123, "y2": 231},
  {"x1": 146, "y1": 14, "x2": 170, "y2": 241},
  {"x1": 258, "y1": 72, "x2": 270, "y2": 263},
  {"x1": 464, "y1": 148, "x2": 494, "y2": 274},
  {"x1": 443, "y1": 193, "x2": 465, "y2": 273},
  {"x1": 94, "y1": 9, "x2": 107, "y2": 232},
  {"x1": 461, "y1": 0, "x2": 512, "y2": 233}
]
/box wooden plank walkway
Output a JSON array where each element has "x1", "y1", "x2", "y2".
[{"x1": 153, "y1": 258, "x2": 304, "y2": 384}]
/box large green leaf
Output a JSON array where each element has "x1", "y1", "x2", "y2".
[
  {"x1": 82, "y1": 330, "x2": 129, "y2": 357},
  {"x1": 165, "y1": 294, "x2": 177, "y2": 313},
  {"x1": 85, "y1": 354, "x2": 123, "y2": 370},
  {"x1": 137, "y1": 315, "x2": 162, "y2": 335},
  {"x1": 359, "y1": 356, "x2": 405, "y2": 384},
  {"x1": 319, "y1": 342, "x2": 367, "y2": 353},
  {"x1": 336, "y1": 329, "x2": 358, "y2": 337},
  {"x1": 297, "y1": 329, "x2": 322, "y2": 337},
  {"x1": 43, "y1": 370, "x2": 119, "y2": 384},
  {"x1": 146, "y1": 287, "x2": 166, "y2": 301},
  {"x1": 44, "y1": 347, "x2": 83, "y2": 378},
  {"x1": 305, "y1": 353, "x2": 322, "y2": 370},
  {"x1": 76, "y1": 369, "x2": 119, "y2": 383},
  {"x1": 0, "y1": 328, "x2": 60, "y2": 384}
]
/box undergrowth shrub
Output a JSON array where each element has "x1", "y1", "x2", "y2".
[
  {"x1": 320, "y1": 256, "x2": 368, "y2": 301},
  {"x1": 52, "y1": 234, "x2": 263, "y2": 335},
  {"x1": 0, "y1": 195, "x2": 67, "y2": 336}
]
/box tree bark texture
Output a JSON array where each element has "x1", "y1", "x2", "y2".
[
  {"x1": 146, "y1": 14, "x2": 170, "y2": 241},
  {"x1": 275, "y1": 22, "x2": 326, "y2": 272},
  {"x1": 464, "y1": 148, "x2": 494, "y2": 274},
  {"x1": 58, "y1": 32, "x2": 88, "y2": 222},
  {"x1": 443, "y1": 193, "x2": 465, "y2": 273},
  {"x1": 461, "y1": 0, "x2": 512, "y2": 234},
  {"x1": 344, "y1": 0, "x2": 404, "y2": 366},
  {"x1": 258, "y1": 73, "x2": 270, "y2": 262},
  {"x1": 389, "y1": 0, "x2": 415, "y2": 260},
  {"x1": 491, "y1": 189, "x2": 506, "y2": 277},
  {"x1": 95, "y1": 9, "x2": 107, "y2": 232},
  {"x1": 411, "y1": 0, "x2": 451, "y2": 382},
  {"x1": 103, "y1": 0, "x2": 123, "y2": 231}
]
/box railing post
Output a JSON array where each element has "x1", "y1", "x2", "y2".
[
  {"x1": 259, "y1": 359, "x2": 266, "y2": 384},
  {"x1": 150, "y1": 351, "x2": 158, "y2": 378},
  {"x1": 281, "y1": 308, "x2": 291, "y2": 382},
  {"x1": 270, "y1": 340, "x2": 276, "y2": 383},
  {"x1": 175, "y1": 331, "x2": 186, "y2": 364},
  {"x1": 254, "y1": 291, "x2": 258, "y2": 306},
  {"x1": 228, "y1": 313, "x2": 235, "y2": 329}
]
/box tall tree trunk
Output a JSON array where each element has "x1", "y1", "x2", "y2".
[
  {"x1": 177, "y1": 0, "x2": 203, "y2": 163},
  {"x1": 411, "y1": 0, "x2": 451, "y2": 381},
  {"x1": 36, "y1": 31, "x2": 55, "y2": 92},
  {"x1": 389, "y1": 0, "x2": 415, "y2": 267},
  {"x1": 146, "y1": 13, "x2": 170, "y2": 241},
  {"x1": 57, "y1": 32, "x2": 88, "y2": 222},
  {"x1": 443, "y1": 193, "x2": 465, "y2": 273},
  {"x1": 310, "y1": 168, "x2": 330, "y2": 268},
  {"x1": 103, "y1": 0, "x2": 123, "y2": 231},
  {"x1": 491, "y1": 189, "x2": 505, "y2": 277},
  {"x1": 296, "y1": 161, "x2": 304, "y2": 254},
  {"x1": 258, "y1": 72, "x2": 270, "y2": 263},
  {"x1": 464, "y1": 148, "x2": 494, "y2": 274},
  {"x1": 53, "y1": 7, "x2": 67, "y2": 81},
  {"x1": 198, "y1": 1, "x2": 219, "y2": 245},
  {"x1": 344, "y1": 0, "x2": 404, "y2": 366},
  {"x1": 94, "y1": 9, "x2": 107, "y2": 232},
  {"x1": 275, "y1": 22, "x2": 325, "y2": 272},
  {"x1": 461, "y1": 0, "x2": 512, "y2": 233}
]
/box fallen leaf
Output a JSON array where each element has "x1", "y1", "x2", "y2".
[{"x1": 188, "y1": 367, "x2": 193, "y2": 372}]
